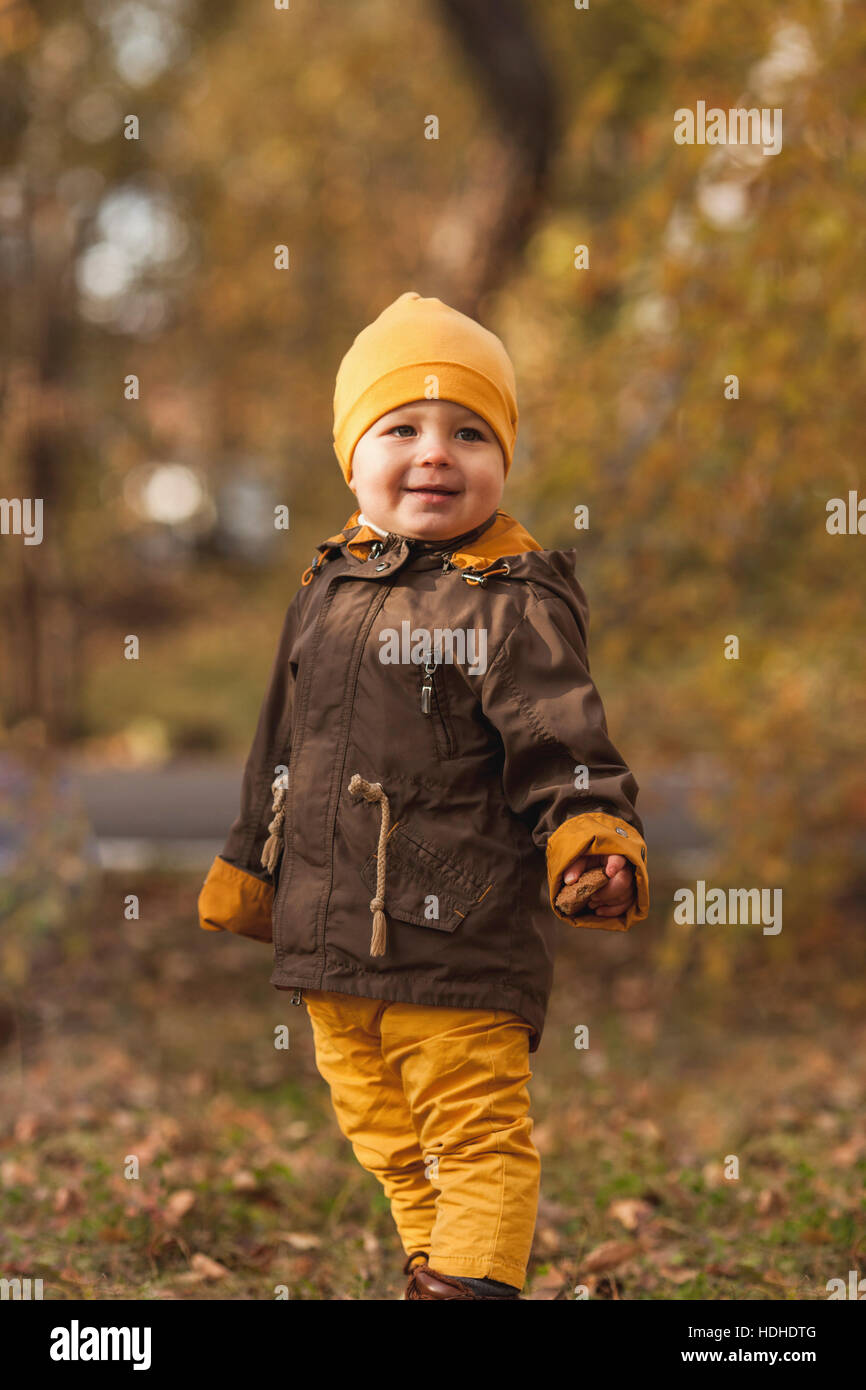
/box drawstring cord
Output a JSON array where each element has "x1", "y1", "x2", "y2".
[
  {"x1": 460, "y1": 561, "x2": 510, "y2": 586},
  {"x1": 261, "y1": 767, "x2": 392, "y2": 954},
  {"x1": 260, "y1": 775, "x2": 287, "y2": 874},
  {"x1": 347, "y1": 773, "x2": 390, "y2": 957}
]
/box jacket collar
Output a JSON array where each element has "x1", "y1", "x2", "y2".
[{"x1": 314, "y1": 507, "x2": 543, "y2": 571}]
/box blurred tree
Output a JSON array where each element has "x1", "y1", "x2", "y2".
[
  {"x1": 429, "y1": 0, "x2": 561, "y2": 313},
  {"x1": 0, "y1": 0, "x2": 863, "y2": 966}
]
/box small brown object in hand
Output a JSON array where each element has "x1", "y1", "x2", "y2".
[{"x1": 554, "y1": 867, "x2": 609, "y2": 916}]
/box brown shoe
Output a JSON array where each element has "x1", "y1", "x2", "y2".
[{"x1": 405, "y1": 1264, "x2": 521, "y2": 1300}]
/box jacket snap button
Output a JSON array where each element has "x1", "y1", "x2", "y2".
[{"x1": 615, "y1": 826, "x2": 628, "y2": 837}]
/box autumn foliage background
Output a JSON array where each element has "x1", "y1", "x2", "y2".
[{"x1": 0, "y1": 0, "x2": 865, "y2": 1299}]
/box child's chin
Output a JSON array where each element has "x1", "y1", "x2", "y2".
[{"x1": 398, "y1": 501, "x2": 464, "y2": 532}]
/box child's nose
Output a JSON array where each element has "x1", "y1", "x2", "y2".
[{"x1": 417, "y1": 433, "x2": 455, "y2": 465}]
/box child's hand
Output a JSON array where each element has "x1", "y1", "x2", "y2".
[{"x1": 561, "y1": 853, "x2": 636, "y2": 918}]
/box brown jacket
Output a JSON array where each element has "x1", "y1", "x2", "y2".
[{"x1": 197, "y1": 506, "x2": 649, "y2": 1051}]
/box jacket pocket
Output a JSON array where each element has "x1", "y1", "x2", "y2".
[{"x1": 359, "y1": 819, "x2": 492, "y2": 933}]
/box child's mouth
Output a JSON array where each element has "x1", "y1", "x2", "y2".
[{"x1": 405, "y1": 487, "x2": 459, "y2": 503}]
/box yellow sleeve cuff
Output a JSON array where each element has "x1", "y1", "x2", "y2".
[
  {"x1": 197, "y1": 855, "x2": 274, "y2": 943},
  {"x1": 546, "y1": 810, "x2": 649, "y2": 933}
]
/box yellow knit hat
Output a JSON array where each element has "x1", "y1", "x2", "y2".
[{"x1": 332, "y1": 291, "x2": 518, "y2": 483}]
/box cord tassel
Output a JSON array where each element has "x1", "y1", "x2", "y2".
[
  {"x1": 260, "y1": 778, "x2": 287, "y2": 874},
  {"x1": 347, "y1": 773, "x2": 391, "y2": 957}
]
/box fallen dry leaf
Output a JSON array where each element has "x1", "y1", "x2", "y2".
[
  {"x1": 277, "y1": 1232, "x2": 322, "y2": 1251},
  {"x1": 164, "y1": 1189, "x2": 196, "y2": 1224},
  {"x1": 756, "y1": 1188, "x2": 785, "y2": 1215},
  {"x1": 701, "y1": 1161, "x2": 725, "y2": 1188},
  {"x1": 361, "y1": 1230, "x2": 380, "y2": 1256},
  {"x1": 632, "y1": 1118, "x2": 662, "y2": 1143},
  {"x1": 535, "y1": 1225, "x2": 561, "y2": 1253},
  {"x1": 608, "y1": 1197, "x2": 654, "y2": 1231},
  {"x1": 190, "y1": 1252, "x2": 230, "y2": 1280},
  {"x1": 98, "y1": 1225, "x2": 130, "y2": 1243},
  {"x1": 578, "y1": 1239, "x2": 643, "y2": 1275},
  {"x1": 831, "y1": 1135, "x2": 865, "y2": 1166},
  {"x1": 1, "y1": 1160, "x2": 37, "y2": 1187},
  {"x1": 659, "y1": 1265, "x2": 699, "y2": 1284},
  {"x1": 526, "y1": 1264, "x2": 570, "y2": 1300},
  {"x1": 54, "y1": 1186, "x2": 84, "y2": 1214}
]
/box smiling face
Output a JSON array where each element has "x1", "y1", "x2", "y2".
[{"x1": 346, "y1": 399, "x2": 506, "y2": 540}]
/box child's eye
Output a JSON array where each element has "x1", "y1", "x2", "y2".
[{"x1": 387, "y1": 423, "x2": 484, "y2": 440}]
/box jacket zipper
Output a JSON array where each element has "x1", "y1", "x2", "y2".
[
  {"x1": 420, "y1": 656, "x2": 453, "y2": 757},
  {"x1": 291, "y1": 988, "x2": 303, "y2": 1005},
  {"x1": 420, "y1": 657, "x2": 436, "y2": 714},
  {"x1": 321, "y1": 575, "x2": 395, "y2": 959},
  {"x1": 272, "y1": 568, "x2": 354, "y2": 973}
]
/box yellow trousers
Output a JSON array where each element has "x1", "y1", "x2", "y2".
[{"x1": 302, "y1": 988, "x2": 541, "y2": 1287}]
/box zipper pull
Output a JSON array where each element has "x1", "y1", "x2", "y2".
[
  {"x1": 291, "y1": 988, "x2": 303, "y2": 1006},
  {"x1": 420, "y1": 657, "x2": 436, "y2": 715}
]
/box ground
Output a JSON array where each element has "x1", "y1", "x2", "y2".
[{"x1": 0, "y1": 869, "x2": 863, "y2": 1300}]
